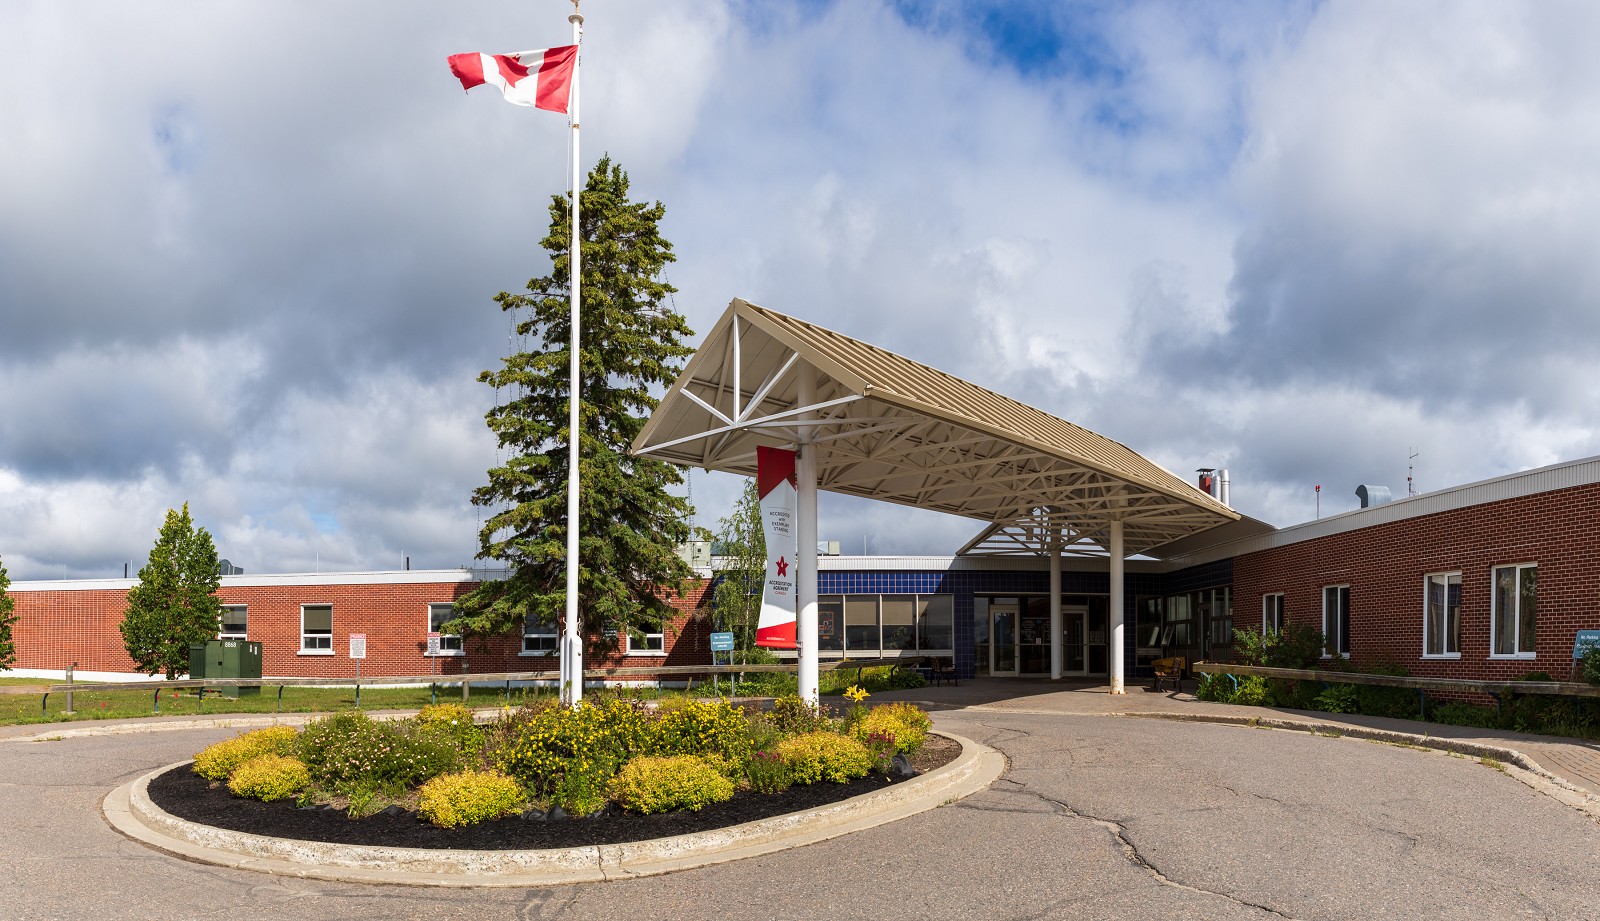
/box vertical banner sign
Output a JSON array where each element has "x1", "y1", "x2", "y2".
[{"x1": 755, "y1": 446, "x2": 798, "y2": 649}]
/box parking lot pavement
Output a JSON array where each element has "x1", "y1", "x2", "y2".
[
  {"x1": 5, "y1": 695, "x2": 1600, "y2": 920},
  {"x1": 871, "y1": 678, "x2": 1600, "y2": 798}
]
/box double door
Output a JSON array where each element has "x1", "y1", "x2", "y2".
[{"x1": 988, "y1": 600, "x2": 1099, "y2": 677}]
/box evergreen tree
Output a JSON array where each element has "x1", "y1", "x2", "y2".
[
  {"x1": 453, "y1": 157, "x2": 696, "y2": 645},
  {"x1": 119, "y1": 503, "x2": 223, "y2": 679},
  {"x1": 0, "y1": 556, "x2": 16, "y2": 671},
  {"x1": 711, "y1": 479, "x2": 766, "y2": 654}
]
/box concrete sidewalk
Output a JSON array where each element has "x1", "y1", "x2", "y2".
[{"x1": 868, "y1": 678, "x2": 1600, "y2": 800}]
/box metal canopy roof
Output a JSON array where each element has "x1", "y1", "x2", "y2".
[{"x1": 632, "y1": 299, "x2": 1238, "y2": 557}]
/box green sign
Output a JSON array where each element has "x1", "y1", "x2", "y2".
[
  {"x1": 710, "y1": 632, "x2": 735, "y2": 652},
  {"x1": 1574, "y1": 630, "x2": 1600, "y2": 659}
]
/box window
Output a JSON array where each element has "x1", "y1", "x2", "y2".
[
  {"x1": 845, "y1": 596, "x2": 879, "y2": 651},
  {"x1": 521, "y1": 616, "x2": 558, "y2": 655},
  {"x1": 880, "y1": 595, "x2": 916, "y2": 650},
  {"x1": 427, "y1": 603, "x2": 463, "y2": 655},
  {"x1": 820, "y1": 593, "x2": 951, "y2": 655},
  {"x1": 817, "y1": 597, "x2": 844, "y2": 651},
  {"x1": 1492, "y1": 564, "x2": 1537, "y2": 657},
  {"x1": 1322, "y1": 586, "x2": 1350, "y2": 657},
  {"x1": 628, "y1": 627, "x2": 666, "y2": 655},
  {"x1": 219, "y1": 605, "x2": 248, "y2": 639},
  {"x1": 917, "y1": 595, "x2": 954, "y2": 651},
  {"x1": 1423, "y1": 573, "x2": 1461, "y2": 658},
  {"x1": 300, "y1": 604, "x2": 333, "y2": 654},
  {"x1": 1262, "y1": 594, "x2": 1284, "y2": 634}
]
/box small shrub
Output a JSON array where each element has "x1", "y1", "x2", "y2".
[
  {"x1": 1354, "y1": 684, "x2": 1418, "y2": 719},
  {"x1": 193, "y1": 726, "x2": 299, "y2": 781},
  {"x1": 767, "y1": 695, "x2": 835, "y2": 736},
  {"x1": 850, "y1": 702, "x2": 932, "y2": 755},
  {"x1": 1428, "y1": 700, "x2": 1497, "y2": 727},
  {"x1": 417, "y1": 770, "x2": 526, "y2": 828},
  {"x1": 415, "y1": 703, "x2": 485, "y2": 761},
  {"x1": 648, "y1": 699, "x2": 753, "y2": 764},
  {"x1": 1231, "y1": 675, "x2": 1270, "y2": 707},
  {"x1": 496, "y1": 699, "x2": 648, "y2": 813},
  {"x1": 1312, "y1": 683, "x2": 1359, "y2": 714},
  {"x1": 1195, "y1": 673, "x2": 1232, "y2": 702},
  {"x1": 227, "y1": 754, "x2": 310, "y2": 802},
  {"x1": 745, "y1": 749, "x2": 793, "y2": 794},
  {"x1": 776, "y1": 731, "x2": 873, "y2": 785},
  {"x1": 612, "y1": 755, "x2": 736, "y2": 814},
  {"x1": 297, "y1": 711, "x2": 459, "y2": 795},
  {"x1": 1582, "y1": 647, "x2": 1600, "y2": 686},
  {"x1": 1235, "y1": 624, "x2": 1327, "y2": 669}
]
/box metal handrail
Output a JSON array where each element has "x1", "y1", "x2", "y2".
[
  {"x1": 37, "y1": 656, "x2": 912, "y2": 715},
  {"x1": 1192, "y1": 661, "x2": 1600, "y2": 699}
]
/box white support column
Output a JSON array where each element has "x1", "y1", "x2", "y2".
[
  {"x1": 1109, "y1": 518, "x2": 1126, "y2": 695},
  {"x1": 1049, "y1": 522, "x2": 1062, "y2": 680},
  {"x1": 796, "y1": 365, "x2": 820, "y2": 705}
]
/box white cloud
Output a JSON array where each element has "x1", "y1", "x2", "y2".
[{"x1": 5, "y1": 0, "x2": 1600, "y2": 577}]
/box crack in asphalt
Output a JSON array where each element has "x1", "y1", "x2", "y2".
[{"x1": 992, "y1": 777, "x2": 1302, "y2": 920}]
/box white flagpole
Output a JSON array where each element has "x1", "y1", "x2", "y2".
[{"x1": 562, "y1": 4, "x2": 585, "y2": 707}]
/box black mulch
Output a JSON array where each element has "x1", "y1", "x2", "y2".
[{"x1": 146, "y1": 735, "x2": 962, "y2": 851}]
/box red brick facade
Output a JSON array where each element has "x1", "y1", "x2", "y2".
[
  {"x1": 10, "y1": 573, "x2": 712, "y2": 680},
  {"x1": 1232, "y1": 481, "x2": 1600, "y2": 681}
]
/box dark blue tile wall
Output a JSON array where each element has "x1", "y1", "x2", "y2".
[{"x1": 820, "y1": 560, "x2": 1235, "y2": 681}]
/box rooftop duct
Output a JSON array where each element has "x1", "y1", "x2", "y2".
[{"x1": 1355, "y1": 485, "x2": 1392, "y2": 509}]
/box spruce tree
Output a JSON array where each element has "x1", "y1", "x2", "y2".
[
  {"x1": 453, "y1": 157, "x2": 696, "y2": 645},
  {"x1": 119, "y1": 503, "x2": 223, "y2": 678},
  {"x1": 711, "y1": 479, "x2": 766, "y2": 655},
  {"x1": 0, "y1": 556, "x2": 16, "y2": 671}
]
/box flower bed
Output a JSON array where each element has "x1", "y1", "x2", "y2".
[{"x1": 164, "y1": 691, "x2": 948, "y2": 843}]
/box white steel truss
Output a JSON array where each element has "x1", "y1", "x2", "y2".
[{"x1": 632, "y1": 299, "x2": 1237, "y2": 557}]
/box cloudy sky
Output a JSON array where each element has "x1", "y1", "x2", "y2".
[{"x1": 5, "y1": 0, "x2": 1600, "y2": 580}]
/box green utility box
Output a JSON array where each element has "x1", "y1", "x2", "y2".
[{"x1": 187, "y1": 639, "x2": 263, "y2": 698}]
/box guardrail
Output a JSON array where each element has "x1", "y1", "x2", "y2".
[
  {"x1": 1191, "y1": 661, "x2": 1600, "y2": 718},
  {"x1": 40, "y1": 657, "x2": 911, "y2": 716}
]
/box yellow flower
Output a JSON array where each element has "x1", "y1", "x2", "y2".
[{"x1": 844, "y1": 685, "x2": 869, "y2": 703}]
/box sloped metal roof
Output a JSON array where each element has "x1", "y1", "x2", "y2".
[{"x1": 632, "y1": 299, "x2": 1238, "y2": 556}]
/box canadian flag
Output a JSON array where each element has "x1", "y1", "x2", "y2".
[{"x1": 447, "y1": 45, "x2": 577, "y2": 113}]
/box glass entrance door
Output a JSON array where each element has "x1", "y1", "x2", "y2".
[
  {"x1": 990, "y1": 602, "x2": 1019, "y2": 676},
  {"x1": 1063, "y1": 605, "x2": 1088, "y2": 675}
]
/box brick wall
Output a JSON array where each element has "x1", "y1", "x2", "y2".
[
  {"x1": 11, "y1": 577, "x2": 712, "y2": 679},
  {"x1": 1233, "y1": 481, "x2": 1600, "y2": 681}
]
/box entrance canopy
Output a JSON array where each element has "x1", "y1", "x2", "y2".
[{"x1": 632, "y1": 299, "x2": 1237, "y2": 552}]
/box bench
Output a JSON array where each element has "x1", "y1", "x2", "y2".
[
  {"x1": 1150, "y1": 656, "x2": 1186, "y2": 693},
  {"x1": 923, "y1": 656, "x2": 957, "y2": 687}
]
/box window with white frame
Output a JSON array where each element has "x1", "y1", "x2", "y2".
[
  {"x1": 1262, "y1": 594, "x2": 1284, "y2": 634},
  {"x1": 300, "y1": 604, "x2": 333, "y2": 653},
  {"x1": 1322, "y1": 585, "x2": 1350, "y2": 657},
  {"x1": 1491, "y1": 563, "x2": 1537, "y2": 657},
  {"x1": 219, "y1": 605, "x2": 248, "y2": 639},
  {"x1": 521, "y1": 615, "x2": 558, "y2": 655},
  {"x1": 427, "y1": 603, "x2": 464, "y2": 655},
  {"x1": 628, "y1": 627, "x2": 666, "y2": 655},
  {"x1": 1423, "y1": 572, "x2": 1461, "y2": 658}
]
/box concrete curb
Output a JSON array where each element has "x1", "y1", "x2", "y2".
[
  {"x1": 104, "y1": 730, "x2": 1004, "y2": 888},
  {"x1": 1126, "y1": 710, "x2": 1600, "y2": 823}
]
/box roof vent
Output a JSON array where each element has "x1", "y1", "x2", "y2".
[{"x1": 1355, "y1": 485, "x2": 1391, "y2": 509}]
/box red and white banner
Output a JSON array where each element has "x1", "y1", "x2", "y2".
[
  {"x1": 754, "y1": 446, "x2": 797, "y2": 649},
  {"x1": 447, "y1": 45, "x2": 577, "y2": 113}
]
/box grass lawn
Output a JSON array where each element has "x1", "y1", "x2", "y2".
[{"x1": 0, "y1": 683, "x2": 565, "y2": 727}]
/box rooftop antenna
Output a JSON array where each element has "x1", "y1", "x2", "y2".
[
  {"x1": 1315, "y1": 484, "x2": 1322, "y2": 519},
  {"x1": 1408, "y1": 447, "x2": 1419, "y2": 496}
]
